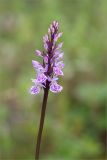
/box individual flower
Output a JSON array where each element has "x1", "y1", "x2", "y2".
[
  {"x1": 50, "y1": 82, "x2": 63, "y2": 93},
  {"x1": 53, "y1": 67, "x2": 64, "y2": 76},
  {"x1": 30, "y1": 86, "x2": 40, "y2": 95},
  {"x1": 30, "y1": 21, "x2": 64, "y2": 94},
  {"x1": 36, "y1": 73, "x2": 47, "y2": 83}
]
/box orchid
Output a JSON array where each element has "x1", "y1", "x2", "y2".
[
  {"x1": 30, "y1": 21, "x2": 64, "y2": 95},
  {"x1": 29, "y1": 21, "x2": 64, "y2": 160}
]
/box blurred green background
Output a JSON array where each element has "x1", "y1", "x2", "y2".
[{"x1": 0, "y1": 0, "x2": 106, "y2": 159}]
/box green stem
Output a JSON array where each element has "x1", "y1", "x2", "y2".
[{"x1": 35, "y1": 85, "x2": 49, "y2": 160}]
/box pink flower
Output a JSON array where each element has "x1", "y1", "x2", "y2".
[
  {"x1": 53, "y1": 67, "x2": 64, "y2": 76},
  {"x1": 30, "y1": 21, "x2": 64, "y2": 95},
  {"x1": 37, "y1": 73, "x2": 47, "y2": 83},
  {"x1": 30, "y1": 86, "x2": 40, "y2": 94},
  {"x1": 55, "y1": 61, "x2": 64, "y2": 69},
  {"x1": 50, "y1": 82, "x2": 63, "y2": 93},
  {"x1": 54, "y1": 33, "x2": 63, "y2": 42},
  {"x1": 35, "y1": 50, "x2": 42, "y2": 57},
  {"x1": 32, "y1": 60, "x2": 45, "y2": 72}
]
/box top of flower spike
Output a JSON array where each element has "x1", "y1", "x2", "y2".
[
  {"x1": 43, "y1": 21, "x2": 63, "y2": 53},
  {"x1": 30, "y1": 21, "x2": 64, "y2": 95},
  {"x1": 48, "y1": 21, "x2": 59, "y2": 33}
]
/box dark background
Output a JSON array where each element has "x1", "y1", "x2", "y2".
[{"x1": 0, "y1": 0, "x2": 106, "y2": 159}]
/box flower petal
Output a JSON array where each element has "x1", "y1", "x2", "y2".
[
  {"x1": 55, "y1": 61, "x2": 64, "y2": 69},
  {"x1": 29, "y1": 86, "x2": 40, "y2": 95},
  {"x1": 56, "y1": 52, "x2": 64, "y2": 59},
  {"x1": 43, "y1": 34, "x2": 48, "y2": 43},
  {"x1": 48, "y1": 76, "x2": 58, "y2": 82},
  {"x1": 50, "y1": 82, "x2": 63, "y2": 93},
  {"x1": 43, "y1": 55, "x2": 48, "y2": 63},
  {"x1": 32, "y1": 60, "x2": 40, "y2": 68},
  {"x1": 37, "y1": 73, "x2": 47, "y2": 83},
  {"x1": 35, "y1": 50, "x2": 42, "y2": 57},
  {"x1": 53, "y1": 67, "x2": 64, "y2": 76},
  {"x1": 54, "y1": 50, "x2": 61, "y2": 56},
  {"x1": 44, "y1": 43, "x2": 48, "y2": 51},
  {"x1": 54, "y1": 33, "x2": 63, "y2": 42},
  {"x1": 55, "y1": 42, "x2": 63, "y2": 50},
  {"x1": 32, "y1": 60, "x2": 45, "y2": 72}
]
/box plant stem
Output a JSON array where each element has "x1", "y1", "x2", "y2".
[{"x1": 35, "y1": 84, "x2": 49, "y2": 160}]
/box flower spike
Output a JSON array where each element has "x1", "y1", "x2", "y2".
[
  {"x1": 29, "y1": 21, "x2": 64, "y2": 160},
  {"x1": 30, "y1": 21, "x2": 64, "y2": 94}
]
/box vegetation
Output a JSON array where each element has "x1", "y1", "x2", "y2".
[{"x1": 0, "y1": 0, "x2": 106, "y2": 159}]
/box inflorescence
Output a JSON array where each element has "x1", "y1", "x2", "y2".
[{"x1": 30, "y1": 21, "x2": 64, "y2": 94}]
